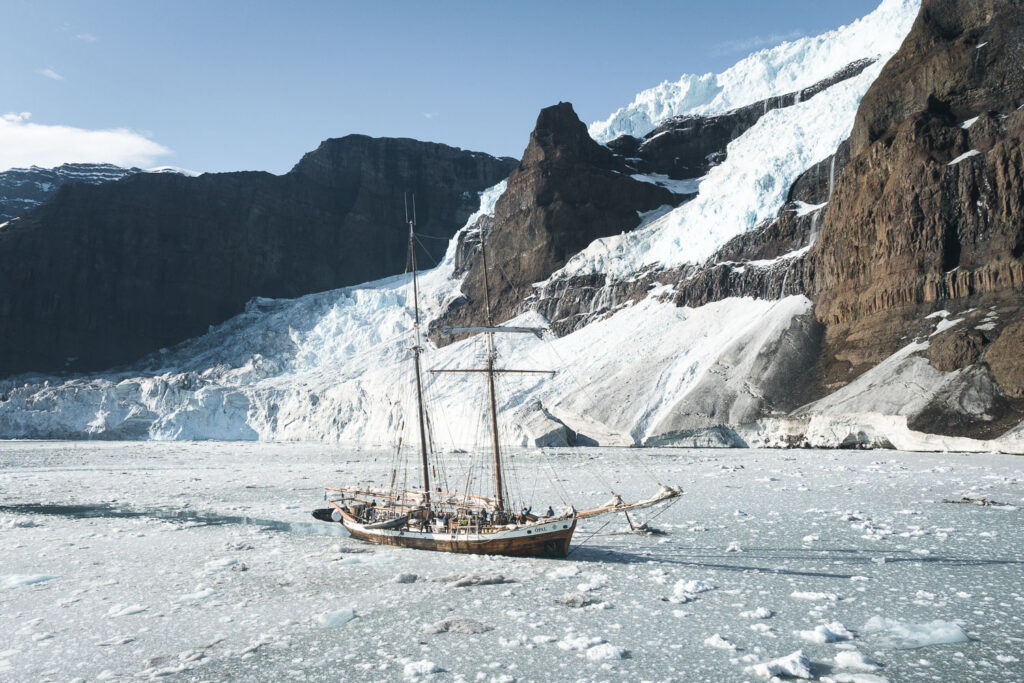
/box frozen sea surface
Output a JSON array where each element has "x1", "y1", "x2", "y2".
[{"x1": 1, "y1": 442, "x2": 1023, "y2": 682}]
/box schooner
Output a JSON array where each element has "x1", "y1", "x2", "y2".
[{"x1": 312, "y1": 198, "x2": 680, "y2": 557}]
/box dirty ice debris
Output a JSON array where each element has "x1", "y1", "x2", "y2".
[
  {"x1": 422, "y1": 617, "x2": 492, "y2": 635},
  {"x1": 392, "y1": 573, "x2": 418, "y2": 584},
  {"x1": 432, "y1": 572, "x2": 515, "y2": 588}
]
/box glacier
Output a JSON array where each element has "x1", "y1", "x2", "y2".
[
  {"x1": 560, "y1": 59, "x2": 889, "y2": 278},
  {"x1": 0, "y1": 180, "x2": 819, "y2": 448},
  {"x1": 588, "y1": 0, "x2": 921, "y2": 143}
]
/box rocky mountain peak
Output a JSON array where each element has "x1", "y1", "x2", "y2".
[
  {"x1": 519, "y1": 102, "x2": 617, "y2": 168},
  {"x1": 431, "y1": 102, "x2": 676, "y2": 343}
]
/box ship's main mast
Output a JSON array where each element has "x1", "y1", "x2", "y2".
[
  {"x1": 479, "y1": 228, "x2": 505, "y2": 511},
  {"x1": 430, "y1": 223, "x2": 553, "y2": 515},
  {"x1": 406, "y1": 196, "x2": 431, "y2": 508}
]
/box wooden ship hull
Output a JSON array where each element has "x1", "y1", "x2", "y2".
[{"x1": 338, "y1": 507, "x2": 576, "y2": 558}]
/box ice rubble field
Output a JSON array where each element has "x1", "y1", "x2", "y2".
[{"x1": 2, "y1": 442, "x2": 1023, "y2": 682}]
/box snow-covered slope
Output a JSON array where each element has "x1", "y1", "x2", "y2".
[{"x1": 589, "y1": 0, "x2": 920, "y2": 143}]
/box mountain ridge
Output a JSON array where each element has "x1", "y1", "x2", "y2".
[{"x1": 2, "y1": 0, "x2": 1023, "y2": 453}]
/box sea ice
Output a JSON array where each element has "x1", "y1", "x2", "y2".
[
  {"x1": 834, "y1": 649, "x2": 882, "y2": 671},
  {"x1": 1, "y1": 575, "x2": 56, "y2": 589},
  {"x1": 748, "y1": 649, "x2": 814, "y2": 679},
  {"x1": 105, "y1": 603, "x2": 148, "y2": 618},
  {"x1": 403, "y1": 659, "x2": 441, "y2": 678},
  {"x1": 704, "y1": 633, "x2": 737, "y2": 650},
  {"x1": 557, "y1": 635, "x2": 605, "y2": 651},
  {"x1": 314, "y1": 608, "x2": 355, "y2": 628},
  {"x1": 792, "y1": 590, "x2": 839, "y2": 601},
  {"x1": 585, "y1": 642, "x2": 627, "y2": 661},
  {"x1": 862, "y1": 617, "x2": 969, "y2": 649},
  {"x1": 797, "y1": 621, "x2": 855, "y2": 643}
]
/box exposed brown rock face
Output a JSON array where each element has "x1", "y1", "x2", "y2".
[
  {"x1": 0, "y1": 136, "x2": 515, "y2": 376},
  {"x1": 985, "y1": 318, "x2": 1024, "y2": 398},
  {"x1": 432, "y1": 103, "x2": 675, "y2": 340},
  {"x1": 928, "y1": 325, "x2": 989, "y2": 372},
  {"x1": 811, "y1": 0, "x2": 1024, "y2": 390}
]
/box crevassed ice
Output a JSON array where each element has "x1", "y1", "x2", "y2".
[
  {"x1": 588, "y1": 0, "x2": 920, "y2": 142},
  {"x1": 559, "y1": 60, "x2": 887, "y2": 279}
]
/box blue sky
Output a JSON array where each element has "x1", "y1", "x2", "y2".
[{"x1": 1, "y1": 1, "x2": 881, "y2": 173}]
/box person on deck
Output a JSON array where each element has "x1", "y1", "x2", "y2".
[{"x1": 544, "y1": 506, "x2": 554, "y2": 518}]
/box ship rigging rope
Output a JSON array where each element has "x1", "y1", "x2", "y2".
[
  {"x1": 419, "y1": 368, "x2": 453, "y2": 495},
  {"x1": 483, "y1": 251, "x2": 665, "y2": 495},
  {"x1": 565, "y1": 518, "x2": 615, "y2": 557},
  {"x1": 536, "y1": 333, "x2": 663, "y2": 487}
]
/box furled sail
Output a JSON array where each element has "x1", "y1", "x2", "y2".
[{"x1": 575, "y1": 484, "x2": 683, "y2": 520}]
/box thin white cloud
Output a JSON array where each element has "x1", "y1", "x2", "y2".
[
  {"x1": 75, "y1": 33, "x2": 98, "y2": 42},
  {"x1": 0, "y1": 112, "x2": 173, "y2": 171},
  {"x1": 423, "y1": 112, "x2": 439, "y2": 120},
  {"x1": 713, "y1": 30, "x2": 806, "y2": 56},
  {"x1": 38, "y1": 67, "x2": 65, "y2": 81}
]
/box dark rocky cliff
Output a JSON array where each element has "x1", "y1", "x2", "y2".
[
  {"x1": 809, "y1": 0, "x2": 1024, "y2": 433},
  {"x1": 433, "y1": 0, "x2": 1024, "y2": 441},
  {"x1": 0, "y1": 137, "x2": 515, "y2": 375}
]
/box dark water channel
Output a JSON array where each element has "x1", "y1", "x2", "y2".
[{"x1": 0, "y1": 502, "x2": 349, "y2": 537}]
